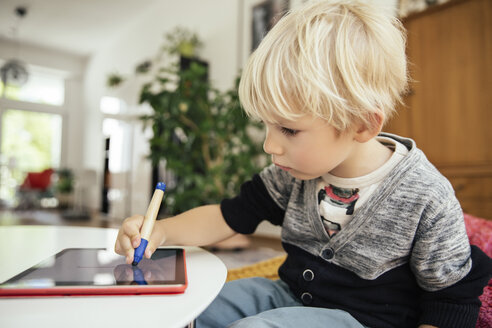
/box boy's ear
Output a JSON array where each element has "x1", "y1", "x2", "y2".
[{"x1": 353, "y1": 111, "x2": 385, "y2": 143}]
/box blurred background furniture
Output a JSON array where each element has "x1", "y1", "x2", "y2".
[{"x1": 16, "y1": 168, "x2": 54, "y2": 209}]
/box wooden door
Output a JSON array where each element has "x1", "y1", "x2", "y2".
[{"x1": 385, "y1": 0, "x2": 492, "y2": 219}]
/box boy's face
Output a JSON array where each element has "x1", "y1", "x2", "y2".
[{"x1": 263, "y1": 114, "x2": 359, "y2": 180}]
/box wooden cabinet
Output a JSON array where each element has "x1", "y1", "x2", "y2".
[{"x1": 384, "y1": 0, "x2": 492, "y2": 219}]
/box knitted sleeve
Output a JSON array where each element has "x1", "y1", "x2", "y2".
[
  {"x1": 411, "y1": 197, "x2": 472, "y2": 291},
  {"x1": 410, "y1": 187, "x2": 492, "y2": 327},
  {"x1": 417, "y1": 245, "x2": 492, "y2": 328},
  {"x1": 220, "y1": 173, "x2": 285, "y2": 234}
]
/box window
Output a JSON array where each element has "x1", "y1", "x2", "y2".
[
  {"x1": 0, "y1": 63, "x2": 66, "y2": 206},
  {"x1": 2, "y1": 109, "x2": 62, "y2": 171},
  {"x1": 100, "y1": 96, "x2": 125, "y2": 115},
  {"x1": 0, "y1": 110, "x2": 62, "y2": 202},
  {"x1": 0, "y1": 63, "x2": 65, "y2": 106}
]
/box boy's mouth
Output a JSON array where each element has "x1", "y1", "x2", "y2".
[{"x1": 274, "y1": 163, "x2": 291, "y2": 171}]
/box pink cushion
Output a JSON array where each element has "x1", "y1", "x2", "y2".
[{"x1": 463, "y1": 213, "x2": 492, "y2": 328}]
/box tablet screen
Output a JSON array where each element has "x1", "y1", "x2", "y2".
[{"x1": 1, "y1": 248, "x2": 186, "y2": 288}]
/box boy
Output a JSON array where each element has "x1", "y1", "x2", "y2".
[{"x1": 115, "y1": 1, "x2": 492, "y2": 327}]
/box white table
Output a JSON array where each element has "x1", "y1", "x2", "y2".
[{"x1": 0, "y1": 226, "x2": 227, "y2": 328}]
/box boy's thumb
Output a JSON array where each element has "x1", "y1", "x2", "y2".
[
  {"x1": 145, "y1": 242, "x2": 156, "y2": 259},
  {"x1": 144, "y1": 223, "x2": 166, "y2": 259},
  {"x1": 144, "y1": 235, "x2": 165, "y2": 259}
]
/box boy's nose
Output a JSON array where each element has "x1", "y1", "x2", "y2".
[{"x1": 263, "y1": 129, "x2": 283, "y2": 155}]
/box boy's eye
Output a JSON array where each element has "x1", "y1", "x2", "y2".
[{"x1": 280, "y1": 127, "x2": 299, "y2": 137}]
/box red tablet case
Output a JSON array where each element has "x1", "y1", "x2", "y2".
[{"x1": 0, "y1": 249, "x2": 188, "y2": 297}]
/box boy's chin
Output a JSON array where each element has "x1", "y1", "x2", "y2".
[{"x1": 287, "y1": 170, "x2": 320, "y2": 181}]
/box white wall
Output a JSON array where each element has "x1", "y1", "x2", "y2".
[{"x1": 0, "y1": 38, "x2": 86, "y2": 74}]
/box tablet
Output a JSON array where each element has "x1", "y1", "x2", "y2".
[{"x1": 0, "y1": 248, "x2": 187, "y2": 297}]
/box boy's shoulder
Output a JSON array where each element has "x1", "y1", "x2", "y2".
[
  {"x1": 259, "y1": 164, "x2": 297, "y2": 209},
  {"x1": 382, "y1": 133, "x2": 457, "y2": 212},
  {"x1": 259, "y1": 163, "x2": 294, "y2": 181}
]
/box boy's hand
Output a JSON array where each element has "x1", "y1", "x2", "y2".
[
  {"x1": 114, "y1": 215, "x2": 166, "y2": 264},
  {"x1": 418, "y1": 325, "x2": 438, "y2": 328}
]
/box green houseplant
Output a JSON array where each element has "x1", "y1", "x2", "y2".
[{"x1": 108, "y1": 27, "x2": 266, "y2": 214}]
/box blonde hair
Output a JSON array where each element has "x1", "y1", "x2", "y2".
[{"x1": 239, "y1": 0, "x2": 408, "y2": 131}]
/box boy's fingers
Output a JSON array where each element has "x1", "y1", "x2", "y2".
[
  {"x1": 115, "y1": 215, "x2": 144, "y2": 261},
  {"x1": 122, "y1": 215, "x2": 144, "y2": 247},
  {"x1": 115, "y1": 230, "x2": 130, "y2": 254},
  {"x1": 114, "y1": 239, "x2": 122, "y2": 254},
  {"x1": 125, "y1": 249, "x2": 134, "y2": 264},
  {"x1": 114, "y1": 231, "x2": 135, "y2": 263}
]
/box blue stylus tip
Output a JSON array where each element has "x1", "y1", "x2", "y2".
[
  {"x1": 133, "y1": 238, "x2": 149, "y2": 266},
  {"x1": 156, "y1": 182, "x2": 166, "y2": 191}
]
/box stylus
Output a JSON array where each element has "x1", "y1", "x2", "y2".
[
  {"x1": 132, "y1": 266, "x2": 148, "y2": 285},
  {"x1": 132, "y1": 182, "x2": 166, "y2": 266}
]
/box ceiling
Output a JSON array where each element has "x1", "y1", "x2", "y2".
[{"x1": 0, "y1": 0, "x2": 161, "y2": 57}]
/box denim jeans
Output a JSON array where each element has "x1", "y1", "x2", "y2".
[{"x1": 196, "y1": 277, "x2": 367, "y2": 328}]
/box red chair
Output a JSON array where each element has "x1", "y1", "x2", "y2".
[
  {"x1": 16, "y1": 168, "x2": 54, "y2": 209},
  {"x1": 19, "y1": 168, "x2": 53, "y2": 191}
]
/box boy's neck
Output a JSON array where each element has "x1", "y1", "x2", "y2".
[{"x1": 329, "y1": 138, "x2": 393, "y2": 178}]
